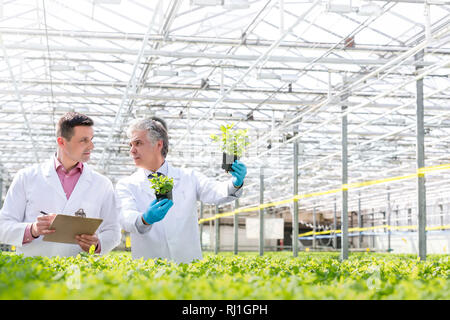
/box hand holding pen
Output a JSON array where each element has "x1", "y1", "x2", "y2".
[{"x1": 30, "y1": 211, "x2": 57, "y2": 238}]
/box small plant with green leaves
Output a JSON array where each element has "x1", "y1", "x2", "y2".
[
  {"x1": 149, "y1": 174, "x2": 174, "y2": 201},
  {"x1": 210, "y1": 123, "x2": 250, "y2": 172}
]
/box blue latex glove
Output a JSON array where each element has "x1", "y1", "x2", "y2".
[
  {"x1": 230, "y1": 160, "x2": 247, "y2": 188},
  {"x1": 142, "y1": 198, "x2": 173, "y2": 225}
]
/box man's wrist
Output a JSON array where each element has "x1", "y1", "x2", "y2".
[
  {"x1": 30, "y1": 223, "x2": 39, "y2": 238},
  {"x1": 233, "y1": 180, "x2": 244, "y2": 189},
  {"x1": 142, "y1": 216, "x2": 150, "y2": 225}
]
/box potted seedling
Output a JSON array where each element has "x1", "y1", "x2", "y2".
[
  {"x1": 210, "y1": 123, "x2": 250, "y2": 172},
  {"x1": 149, "y1": 174, "x2": 174, "y2": 201}
]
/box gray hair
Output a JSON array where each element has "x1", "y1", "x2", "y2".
[{"x1": 127, "y1": 118, "x2": 169, "y2": 158}]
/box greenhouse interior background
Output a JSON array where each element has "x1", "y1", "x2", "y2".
[{"x1": 0, "y1": 0, "x2": 449, "y2": 261}]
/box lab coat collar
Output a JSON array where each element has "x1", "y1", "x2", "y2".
[
  {"x1": 42, "y1": 155, "x2": 93, "y2": 201},
  {"x1": 53, "y1": 154, "x2": 84, "y2": 175},
  {"x1": 144, "y1": 160, "x2": 168, "y2": 178},
  {"x1": 139, "y1": 161, "x2": 180, "y2": 180}
]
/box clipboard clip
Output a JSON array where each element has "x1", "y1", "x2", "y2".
[{"x1": 74, "y1": 209, "x2": 86, "y2": 218}]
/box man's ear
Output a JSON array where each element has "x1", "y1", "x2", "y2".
[{"x1": 57, "y1": 136, "x2": 65, "y2": 148}]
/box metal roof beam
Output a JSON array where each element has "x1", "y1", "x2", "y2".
[
  {"x1": 4, "y1": 28, "x2": 450, "y2": 54},
  {"x1": 4, "y1": 43, "x2": 443, "y2": 66}
]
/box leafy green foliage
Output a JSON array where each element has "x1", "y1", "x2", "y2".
[
  {"x1": 210, "y1": 123, "x2": 250, "y2": 157},
  {"x1": 0, "y1": 251, "x2": 448, "y2": 299},
  {"x1": 148, "y1": 174, "x2": 174, "y2": 195}
]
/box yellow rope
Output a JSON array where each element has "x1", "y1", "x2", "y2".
[{"x1": 198, "y1": 163, "x2": 450, "y2": 224}]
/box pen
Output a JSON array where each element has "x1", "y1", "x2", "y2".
[{"x1": 40, "y1": 211, "x2": 48, "y2": 215}]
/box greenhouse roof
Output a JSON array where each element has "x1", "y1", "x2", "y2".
[{"x1": 0, "y1": 0, "x2": 449, "y2": 212}]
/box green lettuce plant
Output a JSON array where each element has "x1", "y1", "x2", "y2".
[
  {"x1": 149, "y1": 174, "x2": 174, "y2": 200},
  {"x1": 210, "y1": 123, "x2": 250, "y2": 157}
]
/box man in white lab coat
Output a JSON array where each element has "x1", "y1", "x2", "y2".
[
  {"x1": 0, "y1": 112, "x2": 121, "y2": 257},
  {"x1": 116, "y1": 117, "x2": 247, "y2": 263}
]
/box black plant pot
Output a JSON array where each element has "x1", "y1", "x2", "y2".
[
  {"x1": 222, "y1": 152, "x2": 238, "y2": 173},
  {"x1": 155, "y1": 190, "x2": 173, "y2": 201}
]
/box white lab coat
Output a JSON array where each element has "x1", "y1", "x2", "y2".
[
  {"x1": 116, "y1": 163, "x2": 243, "y2": 263},
  {"x1": 0, "y1": 157, "x2": 121, "y2": 257}
]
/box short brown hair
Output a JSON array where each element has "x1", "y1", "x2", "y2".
[{"x1": 57, "y1": 112, "x2": 94, "y2": 141}]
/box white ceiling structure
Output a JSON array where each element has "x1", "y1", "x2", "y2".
[{"x1": 0, "y1": 0, "x2": 449, "y2": 216}]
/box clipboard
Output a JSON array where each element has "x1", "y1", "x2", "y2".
[{"x1": 43, "y1": 214, "x2": 103, "y2": 244}]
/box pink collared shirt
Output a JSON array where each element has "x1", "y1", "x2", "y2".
[
  {"x1": 54, "y1": 157, "x2": 84, "y2": 200},
  {"x1": 22, "y1": 157, "x2": 101, "y2": 253}
]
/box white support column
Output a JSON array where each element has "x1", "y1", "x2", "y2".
[
  {"x1": 358, "y1": 192, "x2": 362, "y2": 249},
  {"x1": 387, "y1": 188, "x2": 392, "y2": 253},
  {"x1": 293, "y1": 138, "x2": 299, "y2": 257},
  {"x1": 234, "y1": 199, "x2": 239, "y2": 255},
  {"x1": 312, "y1": 206, "x2": 317, "y2": 250},
  {"x1": 199, "y1": 202, "x2": 204, "y2": 250},
  {"x1": 341, "y1": 85, "x2": 349, "y2": 260},
  {"x1": 333, "y1": 197, "x2": 338, "y2": 250},
  {"x1": 215, "y1": 205, "x2": 220, "y2": 255},
  {"x1": 259, "y1": 166, "x2": 265, "y2": 256},
  {"x1": 416, "y1": 49, "x2": 427, "y2": 261}
]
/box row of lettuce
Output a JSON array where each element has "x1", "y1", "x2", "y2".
[{"x1": 0, "y1": 251, "x2": 448, "y2": 299}]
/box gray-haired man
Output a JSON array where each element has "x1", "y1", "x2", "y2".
[{"x1": 115, "y1": 117, "x2": 247, "y2": 263}]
